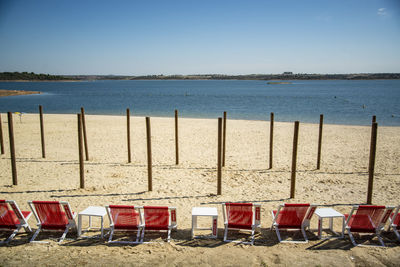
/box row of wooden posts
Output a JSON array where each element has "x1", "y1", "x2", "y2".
[{"x1": 0, "y1": 107, "x2": 378, "y2": 204}]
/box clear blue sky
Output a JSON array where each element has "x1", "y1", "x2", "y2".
[{"x1": 0, "y1": 0, "x2": 399, "y2": 75}]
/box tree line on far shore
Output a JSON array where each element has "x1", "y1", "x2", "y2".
[
  {"x1": 0, "y1": 72, "x2": 74, "y2": 81},
  {"x1": 1, "y1": 71, "x2": 400, "y2": 81}
]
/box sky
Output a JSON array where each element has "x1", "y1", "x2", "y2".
[{"x1": 0, "y1": 0, "x2": 399, "y2": 75}]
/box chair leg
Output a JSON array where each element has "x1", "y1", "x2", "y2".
[
  {"x1": 250, "y1": 227, "x2": 255, "y2": 245},
  {"x1": 5, "y1": 228, "x2": 20, "y2": 244},
  {"x1": 108, "y1": 227, "x2": 115, "y2": 243},
  {"x1": 167, "y1": 229, "x2": 171, "y2": 243},
  {"x1": 274, "y1": 226, "x2": 282, "y2": 243},
  {"x1": 140, "y1": 228, "x2": 145, "y2": 243},
  {"x1": 347, "y1": 229, "x2": 358, "y2": 246},
  {"x1": 30, "y1": 226, "x2": 42, "y2": 243},
  {"x1": 377, "y1": 233, "x2": 385, "y2": 247},
  {"x1": 135, "y1": 228, "x2": 141, "y2": 243},
  {"x1": 394, "y1": 229, "x2": 400, "y2": 242},
  {"x1": 0, "y1": 227, "x2": 21, "y2": 244},
  {"x1": 223, "y1": 226, "x2": 228, "y2": 242},
  {"x1": 301, "y1": 226, "x2": 308, "y2": 243},
  {"x1": 58, "y1": 227, "x2": 70, "y2": 243}
]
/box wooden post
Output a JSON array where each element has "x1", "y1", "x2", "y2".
[
  {"x1": 367, "y1": 122, "x2": 378, "y2": 204},
  {"x1": 290, "y1": 121, "x2": 299, "y2": 198},
  {"x1": 316, "y1": 114, "x2": 323, "y2": 170},
  {"x1": 217, "y1": 117, "x2": 222, "y2": 195},
  {"x1": 80, "y1": 107, "x2": 89, "y2": 161},
  {"x1": 372, "y1": 115, "x2": 376, "y2": 123},
  {"x1": 0, "y1": 114, "x2": 4, "y2": 155},
  {"x1": 269, "y1": 112, "x2": 274, "y2": 169},
  {"x1": 222, "y1": 111, "x2": 227, "y2": 167},
  {"x1": 77, "y1": 114, "x2": 84, "y2": 189},
  {"x1": 39, "y1": 105, "x2": 45, "y2": 158},
  {"x1": 8, "y1": 112, "x2": 17, "y2": 185},
  {"x1": 146, "y1": 117, "x2": 153, "y2": 191},
  {"x1": 175, "y1": 110, "x2": 179, "y2": 165},
  {"x1": 127, "y1": 108, "x2": 131, "y2": 163}
]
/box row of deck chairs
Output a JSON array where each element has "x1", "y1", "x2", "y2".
[{"x1": 1, "y1": 200, "x2": 400, "y2": 247}]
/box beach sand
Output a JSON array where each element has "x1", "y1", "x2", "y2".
[
  {"x1": 0, "y1": 113, "x2": 399, "y2": 266},
  {"x1": 0, "y1": 90, "x2": 40, "y2": 97}
]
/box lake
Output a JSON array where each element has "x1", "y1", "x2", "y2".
[{"x1": 0, "y1": 80, "x2": 399, "y2": 126}]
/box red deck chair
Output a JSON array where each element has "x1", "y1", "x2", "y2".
[
  {"x1": 0, "y1": 200, "x2": 32, "y2": 244},
  {"x1": 28, "y1": 201, "x2": 77, "y2": 243},
  {"x1": 141, "y1": 206, "x2": 177, "y2": 243},
  {"x1": 271, "y1": 203, "x2": 316, "y2": 243},
  {"x1": 345, "y1": 205, "x2": 394, "y2": 247},
  {"x1": 222, "y1": 203, "x2": 261, "y2": 245},
  {"x1": 388, "y1": 205, "x2": 400, "y2": 242},
  {"x1": 106, "y1": 205, "x2": 142, "y2": 244}
]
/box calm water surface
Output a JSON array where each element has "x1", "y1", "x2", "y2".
[{"x1": 0, "y1": 80, "x2": 399, "y2": 126}]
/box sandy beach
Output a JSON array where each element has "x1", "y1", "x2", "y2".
[
  {"x1": 0, "y1": 113, "x2": 400, "y2": 266},
  {"x1": 0, "y1": 90, "x2": 41, "y2": 97}
]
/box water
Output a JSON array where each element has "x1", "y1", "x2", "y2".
[{"x1": 0, "y1": 80, "x2": 400, "y2": 126}]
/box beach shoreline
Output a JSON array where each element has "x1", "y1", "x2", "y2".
[
  {"x1": 0, "y1": 89, "x2": 41, "y2": 97},
  {"x1": 0, "y1": 113, "x2": 399, "y2": 266}
]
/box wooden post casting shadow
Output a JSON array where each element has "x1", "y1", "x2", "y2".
[
  {"x1": 175, "y1": 109, "x2": 179, "y2": 165},
  {"x1": 39, "y1": 105, "x2": 45, "y2": 158},
  {"x1": 372, "y1": 115, "x2": 376, "y2": 123},
  {"x1": 290, "y1": 121, "x2": 299, "y2": 198},
  {"x1": 80, "y1": 107, "x2": 89, "y2": 161},
  {"x1": 127, "y1": 108, "x2": 131, "y2": 163},
  {"x1": 367, "y1": 122, "x2": 378, "y2": 204},
  {"x1": 217, "y1": 117, "x2": 222, "y2": 195},
  {"x1": 7, "y1": 112, "x2": 17, "y2": 185},
  {"x1": 146, "y1": 117, "x2": 153, "y2": 191},
  {"x1": 316, "y1": 114, "x2": 323, "y2": 170},
  {"x1": 0, "y1": 114, "x2": 4, "y2": 155},
  {"x1": 269, "y1": 112, "x2": 274, "y2": 169},
  {"x1": 222, "y1": 111, "x2": 227, "y2": 167},
  {"x1": 77, "y1": 114, "x2": 85, "y2": 189}
]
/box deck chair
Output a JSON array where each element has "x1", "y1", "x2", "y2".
[
  {"x1": 345, "y1": 205, "x2": 394, "y2": 247},
  {"x1": 271, "y1": 203, "x2": 316, "y2": 243},
  {"x1": 106, "y1": 205, "x2": 142, "y2": 244},
  {"x1": 388, "y1": 205, "x2": 400, "y2": 242},
  {"x1": 222, "y1": 203, "x2": 261, "y2": 245},
  {"x1": 141, "y1": 206, "x2": 177, "y2": 243},
  {"x1": 28, "y1": 201, "x2": 77, "y2": 243},
  {"x1": 0, "y1": 200, "x2": 32, "y2": 244}
]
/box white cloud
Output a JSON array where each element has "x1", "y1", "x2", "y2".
[{"x1": 377, "y1": 8, "x2": 387, "y2": 16}]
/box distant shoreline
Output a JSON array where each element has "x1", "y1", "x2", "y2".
[{"x1": 0, "y1": 89, "x2": 41, "y2": 97}]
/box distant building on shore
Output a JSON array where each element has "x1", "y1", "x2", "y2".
[{"x1": 283, "y1": 72, "x2": 293, "y2": 75}]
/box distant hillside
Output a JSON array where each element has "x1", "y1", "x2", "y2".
[
  {"x1": 0, "y1": 72, "x2": 74, "y2": 81},
  {"x1": 129, "y1": 73, "x2": 400, "y2": 80},
  {"x1": 1, "y1": 72, "x2": 400, "y2": 81}
]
